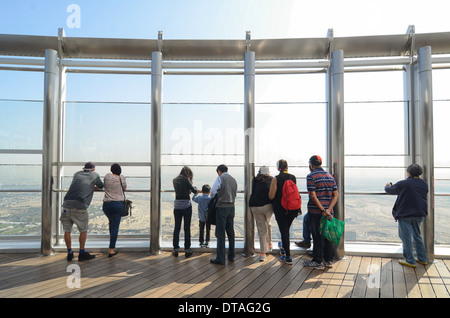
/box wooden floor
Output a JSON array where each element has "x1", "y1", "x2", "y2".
[{"x1": 1, "y1": 251, "x2": 449, "y2": 299}]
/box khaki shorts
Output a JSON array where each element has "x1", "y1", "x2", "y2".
[{"x1": 60, "y1": 207, "x2": 89, "y2": 233}]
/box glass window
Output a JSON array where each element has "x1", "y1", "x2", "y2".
[
  {"x1": 0, "y1": 69, "x2": 43, "y2": 238},
  {"x1": 344, "y1": 71, "x2": 406, "y2": 243},
  {"x1": 63, "y1": 102, "x2": 151, "y2": 162}
]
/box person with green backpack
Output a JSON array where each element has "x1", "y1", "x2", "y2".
[{"x1": 303, "y1": 155, "x2": 339, "y2": 271}]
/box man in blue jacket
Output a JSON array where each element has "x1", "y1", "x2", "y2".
[{"x1": 385, "y1": 163, "x2": 428, "y2": 267}]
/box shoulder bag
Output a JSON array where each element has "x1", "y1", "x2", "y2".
[{"x1": 119, "y1": 176, "x2": 132, "y2": 217}]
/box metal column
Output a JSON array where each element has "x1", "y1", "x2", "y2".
[
  {"x1": 150, "y1": 51, "x2": 162, "y2": 255},
  {"x1": 243, "y1": 50, "x2": 255, "y2": 257},
  {"x1": 417, "y1": 46, "x2": 435, "y2": 262},
  {"x1": 329, "y1": 50, "x2": 345, "y2": 259},
  {"x1": 41, "y1": 49, "x2": 59, "y2": 256}
]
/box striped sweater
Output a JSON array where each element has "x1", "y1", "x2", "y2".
[{"x1": 306, "y1": 168, "x2": 337, "y2": 214}]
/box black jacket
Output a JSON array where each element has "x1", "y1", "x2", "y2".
[{"x1": 173, "y1": 175, "x2": 197, "y2": 200}]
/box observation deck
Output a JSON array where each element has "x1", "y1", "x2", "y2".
[{"x1": 2, "y1": 28, "x2": 450, "y2": 302}]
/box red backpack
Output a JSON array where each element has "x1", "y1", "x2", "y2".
[{"x1": 281, "y1": 179, "x2": 302, "y2": 212}]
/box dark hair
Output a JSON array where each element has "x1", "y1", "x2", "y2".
[
  {"x1": 309, "y1": 155, "x2": 322, "y2": 166},
  {"x1": 180, "y1": 166, "x2": 194, "y2": 182},
  {"x1": 202, "y1": 184, "x2": 211, "y2": 193},
  {"x1": 407, "y1": 163, "x2": 423, "y2": 177},
  {"x1": 111, "y1": 163, "x2": 122, "y2": 175},
  {"x1": 216, "y1": 164, "x2": 228, "y2": 173},
  {"x1": 276, "y1": 159, "x2": 288, "y2": 172}
]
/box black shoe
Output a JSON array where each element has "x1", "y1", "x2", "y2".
[
  {"x1": 108, "y1": 251, "x2": 119, "y2": 258},
  {"x1": 67, "y1": 252, "x2": 74, "y2": 261},
  {"x1": 295, "y1": 240, "x2": 311, "y2": 248},
  {"x1": 210, "y1": 259, "x2": 225, "y2": 265},
  {"x1": 173, "y1": 248, "x2": 179, "y2": 257},
  {"x1": 185, "y1": 249, "x2": 193, "y2": 258},
  {"x1": 78, "y1": 252, "x2": 95, "y2": 261}
]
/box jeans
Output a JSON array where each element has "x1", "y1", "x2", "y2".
[
  {"x1": 303, "y1": 212, "x2": 311, "y2": 243},
  {"x1": 199, "y1": 220, "x2": 211, "y2": 244},
  {"x1": 102, "y1": 201, "x2": 123, "y2": 249},
  {"x1": 398, "y1": 217, "x2": 428, "y2": 264},
  {"x1": 274, "y1": 210, "x2": 297, "y2": 258},
  {"x1": 173, "y1": 206, "x2": 192, "y2": 249},
  {"x1": 308, "y1": 212, "x2": 334, "y2": 263},
  {"x1": 214, "y1": 206, "x2": 235, "y2": 264}
]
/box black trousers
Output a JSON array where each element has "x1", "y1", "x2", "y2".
[
  {"x1": 173, "y1": 206, "x2": 192, "y2": 249},
  {"x1": 274, "y1": 211, "x2": 297, "y2": 258}
]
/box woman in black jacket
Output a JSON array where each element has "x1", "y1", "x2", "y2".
[
  {"x1": 172, "y1": 166, "x2": 198, "y2": 257},
  {"x1": 249, "y1": 166, "x2": 274, "y2": 261}
]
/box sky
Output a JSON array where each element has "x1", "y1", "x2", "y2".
[
  {"x1": 1, "y1": 0, "x2": 450, "y2": 191},
  {"x1": 1, "y1": 0, "x2": 450, "y2": 39}
]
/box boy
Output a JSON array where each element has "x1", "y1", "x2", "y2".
[{"x1": 193, "y1": 184, "x2": 212, "y2": 247}]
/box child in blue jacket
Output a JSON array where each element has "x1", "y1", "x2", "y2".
[{"x1": 193, "y1": 185, "x2": 212, "y2": 247}]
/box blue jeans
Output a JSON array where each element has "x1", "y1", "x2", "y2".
[
  {"x1": 102, "y1": 201, "x2": 123, "y2": 249},
  {"x1": 214, "y1": 206, "x2": 235, "y2": 264},
  {"x1": 398, "y1": 217, "x2": 428, "y2": 264},
  {"x1": 308, "y1": 213, "x2": 334, "y2": 263},
  {"x1": 303, "y1": 212, "x2": 311, "y2": 242},
  {"x1": 173, "y1": 206, "x2": 192, "y2": 249}
]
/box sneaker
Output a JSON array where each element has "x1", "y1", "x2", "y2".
[
  {"x1": 185, "y1": 249, "x2": 193, "y2": 258},
  {"x1": 78, "y1": 251, "x2": 95, "y2": 261},
  {"x1": 285, "y1": 257, "x2": 293, "y2": 265},
  {"x1": 67, "y1": 252, "x2": 74, "y2": 261},
  {"x1": 295, "y1": 240, "x2": 311, "y2": 249},
  {"x1": 399, "y1": 259, "x2": 416, "y2": 268},
  {"x1": 173, "y1": 248, "x2": 179, "y2": 257},
  {"x1": 204, "y1": 242, "x2": 209, "y2": 248},
  {"x1": 259, "y1": 254, "x2": 266, "y2": 262},
  {"x1": 416, "y1": 259, "x2": 428, "y2": 265},
  {"x1": 278, "y1": 242, "x2": 285, "y2": 256},
  {"x1": 304, "y1": 260, "x2": 325, "y2": 270},
  {"x1": 268, "y1": 244, "x2": 273, "y2": 252},
  {"x1": 324, "y1": 261, "x2": 333, "y2": 268}
]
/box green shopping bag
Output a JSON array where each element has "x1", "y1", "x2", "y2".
[{"x1": 320, "y1": 216, "x2": 345, "y2": 245}]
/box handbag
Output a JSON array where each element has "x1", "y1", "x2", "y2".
[
  {"x1": 319, "y1": 215, "x2": 344, "y2": 245},
  {"x1": 119, "y1": 177, "x2": 132, "y2": 217},
  {"x1": 206, "y1": 194, "x2": 218, "y2": 225}
]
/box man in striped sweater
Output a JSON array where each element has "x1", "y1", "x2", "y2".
[{"x1": 303, "y1": 155, "x2": 339, "y2": 270}]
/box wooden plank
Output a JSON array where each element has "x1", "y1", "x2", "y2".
[
  {"x1": 322, "y1": 257, "x2": 351, "y2": 298},
  {"x1": 392, "y1": 258, "x2": 407, "y2": 298},
  {"x1": 351, "y1": 256, "x2": 371, "y2": 298},
  {"x1": 415, "y1": 262, "x2": 436, "y2": 298},
  {"x1": 337, "y1": 256, "x2": 359, "y2": 298},
  {"x1": 403, "y1": 265, "x2": 421, "y2": 298},
  {"x1": 262, "y1": 255, "x2": 306, "y2": 298},
  {"x1": 365, "y1": 257, "x2": 381, "y2": 298},
  {"x1": 1, "y1": 252, "x2": 448, "y2": 299},
  {"x1": 434, "y1": 259, "x2": 450, "y2": 298},
  {"x1": 380, "y1": 258, "x2": 394, "y2": 298},
  {"x1": 185, "y1": 254, "x2": 257, "y2": 298}
]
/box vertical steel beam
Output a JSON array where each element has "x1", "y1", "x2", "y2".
[
  {"x1": 41, "y1": 49, "x2": 59, "y2": 256},
  {"x1": 329, "y1": 50, "x2": 345, "y2": 259},
  {"x1": 150, "y1": 51, "x2": 162, "y2": 255},
  {"x1": 417, "y1": 46, "x2": 435, "y2": 262},
  {"x1": 243, "y1": 50, "x2": 255, "y2": 257}
]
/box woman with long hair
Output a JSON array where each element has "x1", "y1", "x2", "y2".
[
  {"x1": 172, "y1": 166, "x2": 198, "y2": 257},
  {"x1": 102, "y1": 163, "x2": 127, "y2": 257}
]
